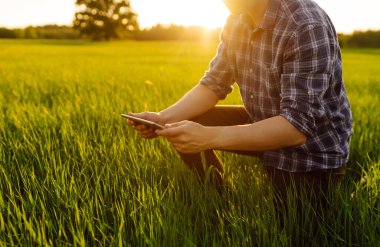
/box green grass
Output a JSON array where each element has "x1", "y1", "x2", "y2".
[{"x1": 0, "y1": 39, "x2": 379, "y2": 246}]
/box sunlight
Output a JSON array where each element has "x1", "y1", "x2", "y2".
[
  {"x1": 0, "y1": 0, "x2": 380, "y2": 33},
  {"x1": 133, "y1": 0, "x2": 230, "y2": 29},
  {"x1": 0, "y1": 0, "x2": 76, "y2": 28}
]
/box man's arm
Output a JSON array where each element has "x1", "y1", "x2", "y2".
[
  {"x1": 159, "y1": 84, "x2": 220, "y2": 124},
  {"x1": 156, "y1": 116, "x2": 306, "y2": 154},
  {"x1": 210, "y1": 116, "x2": 307, "y2": 151}
]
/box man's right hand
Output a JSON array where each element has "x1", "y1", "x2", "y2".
[{"x1": 127, "y1": 112, "x2": 166, "y2": 139}]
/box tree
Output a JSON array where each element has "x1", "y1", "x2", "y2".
[
  {"x1": 73, "y1": 0, "x2": 138, "y2": 40},
  {"x1": 24, "y1": 26, "x2": 38, "y2": 39},
  {"x1": 0, "y1": 28, "x2": 17, "y2": 39}
]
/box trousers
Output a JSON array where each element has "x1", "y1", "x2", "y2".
[{"x1": 175, "y1": 105, "x2": 345, "y2": 207}]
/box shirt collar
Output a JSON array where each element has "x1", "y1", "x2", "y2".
[{"x1": 239, "y1": 0, "x2": 281, "y2": 31}]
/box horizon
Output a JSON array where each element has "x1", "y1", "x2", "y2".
[{"x1": 0, "y1": 0, "x2": 379, "y2": 34}]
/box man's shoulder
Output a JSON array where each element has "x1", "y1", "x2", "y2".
[
  {"x1": 279, "y1": 0, "x2": 332, "y2": 31},
  {"x1": 220, "y1": 13, "x2": 249, "y2": 40}
]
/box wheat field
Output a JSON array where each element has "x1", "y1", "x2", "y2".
[{"x1": 0, "y1": 39, "x2": 379, "y2": 246}]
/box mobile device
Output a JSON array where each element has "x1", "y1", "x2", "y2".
[{"x1": 121, "y1": 114, "x2": 166, "y2": 130}]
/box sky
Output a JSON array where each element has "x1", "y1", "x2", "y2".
[{"x1": 0, "y1": 0, "x2": 379, "y2": 33}]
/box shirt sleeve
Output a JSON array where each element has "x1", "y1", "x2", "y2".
[
  {"x1": 198, "y1": 17, "x2": 235, "y2": 100},
  {"x1": 280, "y1": 23, "x2": 336, "y2": 138}
]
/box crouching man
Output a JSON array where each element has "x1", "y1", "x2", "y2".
[{"x1": 128, "y1": 0, "x2": 353, "y2": 208}]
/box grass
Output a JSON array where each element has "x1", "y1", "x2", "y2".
[{"x1": 0, "y1": 39, "x2": 379, "y2": 246}]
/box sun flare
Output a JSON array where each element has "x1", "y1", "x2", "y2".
[
  {"x1": 133, "y1": 0, "x2": 230, "y2": 29},
  {"x1": 0, "y1": 0, "x2": 379, "y2": 33}
]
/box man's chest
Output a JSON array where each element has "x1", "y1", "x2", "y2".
[
  {"x1": 224, "y1": 26, "x2": 294, "y2": 118},
  {"x1": 229, "y1": 29, "x2": 288, "y2": 97}
]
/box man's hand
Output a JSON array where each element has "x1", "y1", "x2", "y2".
[
  {"x1": 155, "y1": 121, "x2": 215, "y2": 153},
  {"x1": 127, "y1": 112, "x2": 166, "y2": 139}
]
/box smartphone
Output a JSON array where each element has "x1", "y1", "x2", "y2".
[{"x1": 121, "y1": 114, "x2": 166, "y2": 130}]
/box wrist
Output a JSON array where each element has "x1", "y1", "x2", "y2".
[
  {"x1": 158, "y1": 110, "x2": 171, "y2": 124},
  {"x1": 205, "y1": 126, "x2": 225, "y2": 150}
]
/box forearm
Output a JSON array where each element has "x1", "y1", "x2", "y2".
[
  {"x1": 210, "y1": 116, "x2": 307, "y2": 152},
  {"x1": 159, "y1": 84, "x2": 219, "y2": 123}
]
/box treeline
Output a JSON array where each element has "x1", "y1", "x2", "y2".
[
  {"x1": 1, "y1": 25, "x2": 380, "y2": 47},
  {"x1": 0, "y1": 25, "x2": 80, "y2": 39},
  {"x1": 135, "y1": 24, "x2": 220, "y2": 41},
  {"x1": 338, "y1": 30, "x2": 380, "y2": 48},
  {"x1": 0, "y1": 24, "x2": 220, "y2": 42}
]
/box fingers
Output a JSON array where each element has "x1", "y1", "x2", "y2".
[
  {"x1": 155, "y1": 121, "x2": 188, "y2": 137},
  {"x1": 126, "y1": 112, "x2": 136, "y2": 126},
  {"x1": 156, "y1": 126, "x2": 184, "y2": 137},
  {"x1": 135, "y1": 125, "x2": 156, "y2": 138},
  {"x1": 128, "y1": 112, "x2": 142, "y2": 117},
  {"x1": 165, "y1": 120, "x2": 188, "y2": 128},
  {"x1": 137, "y1": 128, "x2": 154, "y2": 136},
  {"x1": 135, "y1": 125, "x2": 149, "y2": 131},
  {"x1": 127, "y1": 119, "x2": 135, "y2": 126},
  {"x1": 137, "y1": 128, "x2": 157, "y2": 139},
  {"x1": 140, "y1": 133, "x2": 157, "y2": 139},
  {"x1": 129, "y1": 112, "x2": 150, "y2": 121},
  {"x1": 126, "y1": 112, "x2": 160, "y2": 140},
  {"x1": 127, "y1": 112, "x2": 149, "y2": 129},
  {"x1": 127, "y1": 119, "x2": 149, "y2": 130}
]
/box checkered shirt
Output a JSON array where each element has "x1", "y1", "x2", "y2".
[{"x1": 199, "y1": 0, "x2": 353, "y2": 172}]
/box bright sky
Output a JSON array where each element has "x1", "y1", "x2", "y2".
[{"x1": 0, "y1": 0, "x2": 379, "y2": 33}]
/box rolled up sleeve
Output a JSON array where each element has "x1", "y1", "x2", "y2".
[
  {"x1": 199, "y1": 19, "x2": 234, "y2": 100},
  {"x1": 280, "y1": 24, "x2": 333, "y2": 138}
]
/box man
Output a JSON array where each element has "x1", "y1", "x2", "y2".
[{"x1": 128, "y1": 0, "x2": 353, "y2": 204}]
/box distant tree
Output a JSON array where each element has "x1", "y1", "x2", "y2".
[
  {"x1": 24, "y1": 26, "x2": 38, "y2": 39},
  {"x1": 0, "y1": 28, "x2": 17, "y2": 38},
  {"x1": 13, "y1": 29, "x2": 25, "y2": 39},
  {"x1": 347, "y1": 30, "x2": 380, "y2": 48},
  {"x1": 73, "y1": 0, "x2": 138, "y2": 40}
]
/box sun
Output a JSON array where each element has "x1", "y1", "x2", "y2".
[
  {"x1": 180, "y1": 0, "x2": 231, "y2": 28},
  {"x1": 133, "y1": 0, "x2": 230, "y2": 29}
]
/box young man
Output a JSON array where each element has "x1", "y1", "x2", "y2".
[{"x1": 128, "y1": 0, "x2": 353, "y2": 202}]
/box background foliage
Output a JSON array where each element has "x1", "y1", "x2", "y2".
[{"x1": 1, "y1": 25, "x2": 380, "y2": 47}]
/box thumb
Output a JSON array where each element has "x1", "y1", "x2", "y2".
[
  {"x1": 165, "y1": 120, "x2": 188, "y2": 128},
  {"x1": 129, "y1": 112, "x2": 148, "y2": 120}
]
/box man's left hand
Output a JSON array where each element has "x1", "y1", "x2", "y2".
[{"x1": 155, "y1": 121, "x2": 215, "y2": 153}]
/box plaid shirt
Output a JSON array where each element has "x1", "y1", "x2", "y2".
[{"x1": 199, "y1": 0, "x2": 353, "y2": 172}]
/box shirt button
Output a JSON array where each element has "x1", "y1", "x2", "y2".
[{"x1": 250, "y1": 94, "x2": 254, "y2": 99}]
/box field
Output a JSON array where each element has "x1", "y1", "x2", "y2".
[{"x1": 0, "y1": 39, "x2": 379, "y2": 246}]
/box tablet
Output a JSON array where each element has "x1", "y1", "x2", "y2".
[{"x1": 121, "y1": 114, "x2": 166, "y2": 130}]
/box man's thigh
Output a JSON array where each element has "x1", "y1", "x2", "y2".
[{"x1": 190, "y1": 105, "x2": 252, "y2": 127}]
